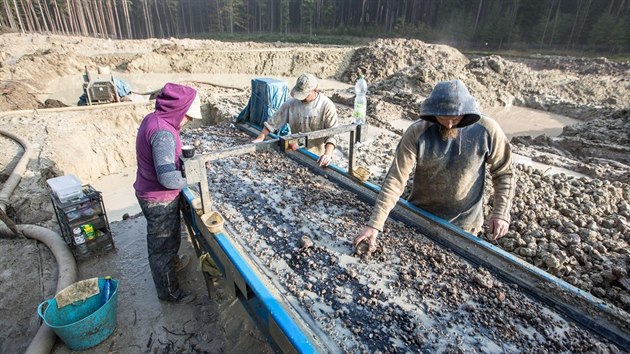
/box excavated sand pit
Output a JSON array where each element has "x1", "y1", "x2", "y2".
[{"x1": 1, "y1": 33, "x2": 630, "y2": 352}]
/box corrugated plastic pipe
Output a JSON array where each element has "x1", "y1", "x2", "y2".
[
  {"x1": 21, "y1": 225, "x2": 78, "y2": 354},
  {"x1": 0, "y1": 129, "x2": 78, "y2": 354}
]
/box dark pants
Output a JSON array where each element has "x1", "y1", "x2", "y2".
[{"x1": 137, "y1": 197, "x2": 182, "y2": 300}]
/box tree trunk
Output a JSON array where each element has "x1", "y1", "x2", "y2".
[
  {"x1": 97, "y1": 0, "x2": 108, "y2": 37},
  {"x1": 110, "y1": 0, "x2": 120, "y2": 38},
  {"x1": 3, "y1": 0, "x2": 16, "y2": 29},
  {"x1": 616, "y1": 0, "x2": 627, "y2": 16},
  {"x1": 51, "y1": 0, "x2": 66, "y2": 34},
  {"x1": 19, "y1": 0, "x2": 33, "y2": 31},
  {"x1": 608, "y1": 0, "x2": 615, "y2": 15},
  {"x1": 123, "y1": 0, "x2": 132, "y2": 38},
  {"x1": 549, "y1": 0, "x2": 561, "y2": 45},
  {"x1": 567, "y1": 0, "x2": 583, "y2": 49},
  {"x1": 575, "y1": 0, "x2": 592, "y2": 47},
  {"x1": 153, "y1": 0, "x2": 163, "y2": 37},
  {"x1": 473, "y1": 0, "x2": 483, "y2": 34},
  {"x1": 361, "y1": 0, "x2": 367, "y2": 24},
  {"x1": 540, "y1": 0, "x2": 555, "y2": 49},
  {"x1": 36, "y1": 0, "x2": 51, "y2": 32},
  {"x1": 83, "y1": 0, "x2": 96, "y2": 36}
]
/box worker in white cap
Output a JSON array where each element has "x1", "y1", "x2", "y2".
[{"x1": 252, "y1": 73, "x2": 339, "y2": 167}]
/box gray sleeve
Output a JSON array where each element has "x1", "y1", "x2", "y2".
[{"x1": 150, "y1": 130, "x2": 187, "y2": 190}]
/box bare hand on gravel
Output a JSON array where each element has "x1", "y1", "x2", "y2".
[
  {"x1": 487, "y1": 217, "x2": 509, "y2": 240},
  {"x1": 317, "y1": 154, "x2": 332, "y2": 167},
  {"x1": 353, "y1": 226, "x2": 379, "y2": 253}
]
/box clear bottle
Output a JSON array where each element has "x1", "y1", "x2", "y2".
[
  {"x1": 353, "y1": 74, "x2": 368, "y2": 124},
  {"x1": 72, "y1": 227, "x2": 90, "y2": 258},
  {"x1": 101, "y1": 276, "x2": 113, "y2": 305}
]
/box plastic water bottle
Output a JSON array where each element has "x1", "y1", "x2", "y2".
[
  {"x1": 101, "y1": 276, "x2": 113, "y2": 305},
  {"x1": 353, "y1": 75, "x2": 368, "y2": 124},
  {"x1": 72, "y1": 227, "x2": 90, "y2": 258}
]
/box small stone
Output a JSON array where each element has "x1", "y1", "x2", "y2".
[
  {"x1": 299, "y1": 235, "x2": 314, "y2": 249},
  {"x1": 567, "y1": 233, "x2": 580, "y2": 245},
  {"x1": 473, "y1": 272, "x2": 494, "y2": 289},
  {"x1": 544, "y1": 254, "x2": 560, "y2": 269},
  {"x1": 518, "y1": 247, "x2": 536, "y2": 257},
  {"x1": 497, "y1": 292, "x2": 506, "y2": 302},
  {"x1": 355, "y1": 241, "x2": 371, "y2": 256}
]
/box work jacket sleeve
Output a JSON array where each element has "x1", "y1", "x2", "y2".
[
  {"x1": 150, "y1": 130, "x2": 187, "y2": 190},
  {"x1": 486, "y1": 120, "x2": 515, "y2": 223},
  {"x1": 321, "y1": 100, "x2": 339, "y2": 147},
  {"x1": 367, "y1": 125, "x2": 420, "y2": 231}
]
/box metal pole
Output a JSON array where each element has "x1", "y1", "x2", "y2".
[{"x1": 349, "y1": 130, "x2": 356, "y2": 174}]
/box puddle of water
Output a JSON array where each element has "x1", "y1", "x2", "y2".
[
  {"x1": 92, "y1": 167, "x2": 140, "y2": 222},
  {"x1": 46, "y1": 73, "x2": 351, "y2": 106},
  {"x1": 483, "y1": 106, "x2": 580, "y2": 139},
  {"x1": 389, "y1": 106, "x2": 580, "y2": 139}
]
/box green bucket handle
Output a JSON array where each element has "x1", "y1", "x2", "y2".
[{"x1": 37, "y1": 299, "x2": 52, "y2": 320}]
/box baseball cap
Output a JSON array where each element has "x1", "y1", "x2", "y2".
[
  {"x1": 185, "y1": 94, "x2": 202, "y2": 119},
  {"x1": 291, "y1": 73, "x2": 318, "y2": 100}
]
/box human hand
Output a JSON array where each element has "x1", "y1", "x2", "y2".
[
  {"x1": 353, "y1": 226, "x2": 379, "y2": 253},
  {"x1": 317, "y1": 154, "x2": 333, "y2": 167},
  {"x1": 487, "y1": 218, "x2": 509, "y2": 241},
  {"x1": 252, "y1": 136, "x2": 264, "y2": 143}
]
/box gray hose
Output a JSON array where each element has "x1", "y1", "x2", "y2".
[
  {"x1": 0, "y1": 128, "x2": 32, "y2": 212},
  {"x1": 0, "y1": 130, "x2": 78, "y2": 354},
  {"x1": 21, "y1": 225, "x2": 78, "y2": 354}
]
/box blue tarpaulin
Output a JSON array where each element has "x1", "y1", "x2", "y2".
[{"x1": 236, "y1": 78, "x2": 289, "y2": 128}]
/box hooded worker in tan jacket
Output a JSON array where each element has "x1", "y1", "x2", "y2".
[{"x1": 354, "y1": 80, "x2": 515, "y2": 252}]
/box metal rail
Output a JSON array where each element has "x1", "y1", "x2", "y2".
[{"x1": 183, "y1": 123, "x2": 368, "y2": 215}]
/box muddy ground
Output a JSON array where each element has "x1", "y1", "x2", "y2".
[{"x1": 0, "y1": 33, "x2": 629, "y2": 353}]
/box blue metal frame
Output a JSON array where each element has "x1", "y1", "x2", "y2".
[{"x1": 181, "y1": 188, "x2": 318, "y2": 354}]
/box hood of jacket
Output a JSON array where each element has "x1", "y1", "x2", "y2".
[
  {"x1": 154, "y1": 83, "x2": 197, "y2": 129},
  {"x1": 419, "y1": 80, "x2": 481, "y2": 128}
]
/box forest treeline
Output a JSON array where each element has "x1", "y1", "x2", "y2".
[{"x1": 1, "y1": 0, "x2": 629, "y2": 53}]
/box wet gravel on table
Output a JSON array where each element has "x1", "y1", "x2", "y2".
[{"x1": 184, "y1": 126, "x2": 620, "y2": 353}]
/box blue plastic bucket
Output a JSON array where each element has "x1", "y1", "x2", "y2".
[{"x1": 37, "y1": 278, "x2": 119, "y2": 350}]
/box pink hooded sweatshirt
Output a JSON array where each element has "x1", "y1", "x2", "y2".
[{"x1": 134, "y1": 83, "x2": 196, "y2": 202}]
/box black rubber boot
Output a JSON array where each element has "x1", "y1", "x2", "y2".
[
  {"x1": 161, "y1": 288, "x2": 196, "y2": 304},
  {"x1": 159, "y1": 271, "x2": 196, "y2": 304},
  {"x1": 175, "y1": 254, "x2": 190, "y2": 272}
]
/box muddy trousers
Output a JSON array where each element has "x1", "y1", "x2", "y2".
[{"x1": 137, "y1": 197, "x2": 183, "y2": 300}]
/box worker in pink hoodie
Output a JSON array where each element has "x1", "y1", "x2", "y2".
[{"x1": 134, "y1": 83, "x2": 202, "y2": 304}]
